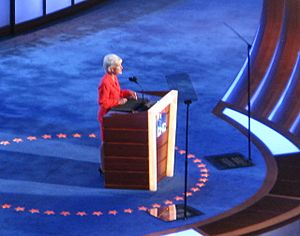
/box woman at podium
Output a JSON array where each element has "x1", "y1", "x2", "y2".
[
  {"x1": 98, "y1": 53, "x2": 137, "y2": 134},
  {"x1": 97, "y1": 53, "x2": 136, "y2": 173}
]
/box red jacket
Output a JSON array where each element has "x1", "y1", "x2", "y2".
[{"x1": 98, "y1": 73, "x2": 132, "y2": 124}]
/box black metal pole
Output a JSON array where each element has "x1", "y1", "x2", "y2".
[
  {"x1": 247, "y1": 44, "x2": 252, "y2": 162},
  {"x1": 224, "y1": 22, "x2": 253, "y2": 163},
  {"x1": 10, "y1": 0, "x2": 15, "y2": 35},
  {"x1": 184, "y1": 99, "x2": 192, "y2": 219},
  {"x1": 43, "y1": 0, "x2": 47, "y2": 16}
]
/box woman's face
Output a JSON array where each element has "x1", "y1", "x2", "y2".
[{"x1": 112, "y1": 63, "x2": 123, "y2": 75}]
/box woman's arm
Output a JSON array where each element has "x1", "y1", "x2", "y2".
[
  {"x1": 99, "y1": 83, "x2": 120, "y2": 109},
  {"x1": 120, "y1": 89, "x2": 137, "y2": 99}
]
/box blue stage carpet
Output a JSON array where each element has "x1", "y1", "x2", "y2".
[{"x1": 0, "y1": 0, "x2": 265, "y2": 235}]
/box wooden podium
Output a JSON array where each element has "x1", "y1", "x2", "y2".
[{"x1": 102, "y1": 90, "x2": 178, "y2": 191}]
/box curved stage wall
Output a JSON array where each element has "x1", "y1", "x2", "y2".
[
  {"x1": 214, "y1": 0, "x2": 300, "y2": 154},
  {"x1": 194, "y1": 0, "x2": 300, "y2": 235},
  {"x1": 0, "y1": 0, "x2": 105, "y2": 36}
]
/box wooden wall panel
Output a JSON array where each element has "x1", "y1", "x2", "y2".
[{"x1": 226, "y1": 0, "x2": 284, "y2": 107}]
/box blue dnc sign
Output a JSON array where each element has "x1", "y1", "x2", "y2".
[{"x1": 157, "y1": 112, "x2": 167, "y2": 138}]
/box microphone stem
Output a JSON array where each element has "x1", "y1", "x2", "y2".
[
  {"x1": 128, "y1": 77, "x2": 145, "y2": 102},
  {"x1": 136, "y1": 83, "x2": 144, "y2": 101}
]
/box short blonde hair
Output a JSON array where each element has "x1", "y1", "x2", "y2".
[{"x1": 103, "y1": 54, "x2": 122, "y2": 73}]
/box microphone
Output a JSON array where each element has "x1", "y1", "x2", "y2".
[
  {"x1": 128, "y1": 76, "x2": 145, "y2": 101},
  {"x1": 129, "y1": 76, "x2": 138, "y2": 83}
]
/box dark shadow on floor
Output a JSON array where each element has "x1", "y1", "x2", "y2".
[{"x1": 0, "y1": 150, "x2": 103, "y2": 188}]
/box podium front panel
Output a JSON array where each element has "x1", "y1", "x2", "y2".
[
  {"x1": 102, "y1": 90, "x2": 178, "y2": 191},
  {"x1": 156, "y1": 105, "x2": 170, "y2": 182}
]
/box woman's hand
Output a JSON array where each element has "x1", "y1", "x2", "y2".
[
  {"x1": 131, "y1": 92, "x2": 138, "y2": 100},
  {"x1": 118, "y1": 98, "x2": 128, "y2": 105}
]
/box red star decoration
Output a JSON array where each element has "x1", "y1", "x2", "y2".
[
  {"x1": 13, "y1": 138, "x2": 23, "y2": 143},
  {"x1": 124, "y1": 209, "x2": 133, "y2": 214},
  {"x1": 179, "y1": 150, "x2": 186, "y2": 155},
  {"x1": 42, "y1": 134, "x2": 52, "y2": 139},
  {"x1": 0, "y1": 141, "x2": 10, "y2": 146},
  {"x1": 175, "y1": 196, "x2": 184, "y2": 201},
  {"x1": 57, "y1": 133, "x2": 67, "y2": 139},
  {"x1": 152, "y1": 203, "x2": 161, "y2": 208},
  {"x1": 1, "y1": 204, "x2": 11, "y2": 209},
  {"x1": 60, "y1": 211, "x2": 71, "y2": 216},
  {"x1": 92, "y1": 211, "x2": 103, "y2": 216},
  {"x1": 201, "y1": 173, "x2": 209, "y2": 178},
  {"x1": 200, "y1": 168, "x2": 209, "y2": 173},
  {"x1": 164, "y1": 200, "x2": 173, "y2": 205},
  {"x1": 191, "y1": 187, "x2": 200, "y2": 192},
  {"x1": 199, "y1": 178, "x2": 208, "y2": 183},
  {"x1": 27, "y1": 136, "x2": 37, "y2": 141},
  {"x1": 29, "y1": 209, "x2": 40, "y2": 214},
  {"x1": 44, "y1": 210, "x2": 55, "y2": 215},
  {"x1": 88, "y1": 133, "x2": 96, "y2": 138},
  {"x1": 73, "y1": 133, "x2": 82, "y2": 138},
  {"x1": 187, "y1": 154, "x2": 195, "y2": 159},
  {"x1": 15, "y1": 207, "x2": 25, "y2": 212},
  {"x1": 76, "y1": 211, "x2": 87, "y2": 216},
  {"x1": 197, "y1": 164, "x2": 206, "y2": 168},
  {"x1": 196, "y1": 183, "x2": 205, "y2": 187},
  {"x1": 183, "y1": 192, "x2": 192, "y2": 197},
  {"x1": 138, "y1": 206, "x2": 147, "y2": 211},
  {"x1": 108, "y1": 210, "x2": 118, "y2": 215},
  {"x1": 193, "y1": 159, "x2": 202, "y2": 163}
]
